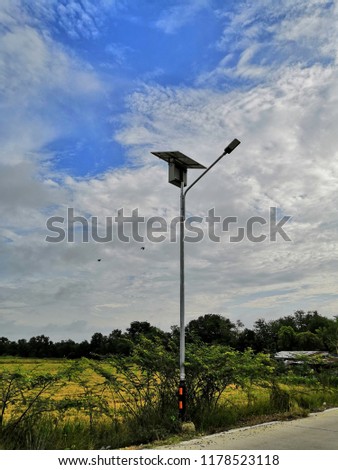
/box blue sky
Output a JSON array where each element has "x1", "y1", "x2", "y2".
[
  {"x1": 30, "y1": 1, "x2": 234, "y2": 177},
  {"x1": 1, "y1": 0, "x2": 338, "y2": 341}
]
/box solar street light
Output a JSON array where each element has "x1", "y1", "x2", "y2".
[{"x1": 151, "y1": 138, "x2": 241, "y2": 421}]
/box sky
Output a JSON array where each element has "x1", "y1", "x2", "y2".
[{"x1": 1, "y1": 0, "x2": 338, "y2": 342}]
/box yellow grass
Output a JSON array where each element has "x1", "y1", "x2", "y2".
[
  {"x1": 0, "y1": 357, "x2": 115, "y2": 422},
  {"x1": 1, "y1": 356, "x2": 328, "y2": 427},
  {"x1": 0, "y1": 357, "x2": 264, "y2": 420}
]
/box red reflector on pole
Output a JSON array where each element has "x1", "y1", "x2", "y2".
[{"x1": 178, "y1": 380, "x2": 186, "y2": 420}]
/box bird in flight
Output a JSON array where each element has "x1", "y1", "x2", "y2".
[
  {"x1": 140, "y1": 247, "x2": 145, "y2": 250},
  {"x1": 97, "y1": 259, "x2": 102, "y2": 262}
]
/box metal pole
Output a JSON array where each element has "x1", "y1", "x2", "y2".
[
  {"x1": 178, "y1": 181, "x2": 186, "y2": 420},
  {"x1": 176, "y1": 139, "x2": 240, "y2": 421}
]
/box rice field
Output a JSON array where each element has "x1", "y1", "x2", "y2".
[{"x1": 1, "y1": 355, "x2": 338, "y2": 449}]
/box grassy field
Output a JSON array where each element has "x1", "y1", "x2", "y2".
[
  {"x1": 0, "y1": 356, "x2": 266, "y2": 417},
  {"x1": 1, "y1": 355, "x2": 338, "y2": 449},
  {"x1": 0, "y1": 356, "x2": 104, "y2": 402}
]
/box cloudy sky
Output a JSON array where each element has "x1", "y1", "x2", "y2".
[{"x1": 1, "y1": 0, "x2": 338, "y2": 342}]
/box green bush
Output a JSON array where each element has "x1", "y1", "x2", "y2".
[
  {"x1": 1, "y1": 347, "x2": 338, "y2": 449},
  {"x1": 269, "y1": 383, "x2": 290, "y2": 412}
]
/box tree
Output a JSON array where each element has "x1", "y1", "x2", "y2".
[
  {"x1": 186, "y1": 314, "x2": 237, "y2": 346},
  {"x1": 231, "y1": 349, "x2": 274, "y2": 406},
  {"x1": 296, "y1": 331, "x2": 324, "y2": 350},
  {"x1": 90, "y1": 336, "x2": 179, "y2": 433},
  {"x1": 77, "y1": 340, "x2": 90, "y2": 358},
  {"x1": 185, "y1": 343, "x2": 236, "y2": 417},
  {"x1": 316, "y1": 317, "x2": 338, "y2": 353},
  {"x1": 277, "y1": 326, "x2": 297, "y2": 350},
  {"x1": 107, "y1": 330, "x2": 133, "y2": 356},
  {"x1": 126, "y1": 321, "x2": 166, "y2": 343},
  {"x1": 90, "y1": 333, "x2": 108, "y2": 355},
  {"x1": 54, "y1": 339, "x2": 77, "y2": 358},
  {"x1": 17, "y1": 339, "x2": 29, "y2": 357},
  {"x1": 28, "y1": 335, "x2": 53, "y2": 357},
  {"x1": 0, "y1": 338, "x2": 10, "y2": 356},
  {"x1": 237, "y1": 328, "x2": 257, "y2": 351},
  {"x1": 291, "y1": 310, "x2": 330, "y2": 332},
  {"x1": 253, "y1": 319, "x2": 278, "y2": 352}
]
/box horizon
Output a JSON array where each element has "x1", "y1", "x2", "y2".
[{"x1": 0, "y1": 308, "x2": 332, "y2": 344}]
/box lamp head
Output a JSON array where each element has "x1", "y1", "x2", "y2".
[{"x1": 224, "y1": 138, "x2": 241, "y2": 154}]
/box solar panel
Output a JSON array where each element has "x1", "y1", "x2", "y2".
[{"x1": 151, "y1": 151, "x2": 206, "y2": 169}]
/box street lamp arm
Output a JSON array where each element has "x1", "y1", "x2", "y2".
[
  {"x1": 184, "y1": 138, "x2": 240, "y2": 198},
  {"x1": 184, "y1": 150, "x2": 226, "y2": 198}
]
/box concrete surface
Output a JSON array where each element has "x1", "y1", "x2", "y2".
[{"x1": 159, "y1": 408, "x2": 338, "y2": 450}]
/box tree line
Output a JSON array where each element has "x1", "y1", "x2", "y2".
[{"x1": 0, "y1": 310, "x2": 337, "y2": 358}]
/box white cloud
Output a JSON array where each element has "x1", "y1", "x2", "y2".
[
  {"x1": 112, "y1": 58, "x2": 338, "y2": 328},
  {"x1": 1, "y1": 0, "x2": 338, "y2": 341},
  {"x1": 0, "y1": 0, "x2": 113, "y2": 340},
  {"x1": 155, "y1": 0, "x2": 212, "y2": 34},
  {"x1": 5, "y1": 59, "x2": 337, "y2": 338},
  {"x1": 207, "y1": 0, "x2": 337, "y2": 84},
  {"x1": 0, "y1": 24, "x2": 102, "y2": 104},
  {"x1": 17, "y1": 0, "x2": 124, "y2": 39},
  {"x1": 0, "y1": 1, "x2": 105, "y2": 166},
  {"x1": 105, "y1": 42, "x2": 133, "y2": 65}
]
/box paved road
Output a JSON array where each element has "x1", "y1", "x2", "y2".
[{"x1": 159, "y1": 408, "x2": 338, "y2": 450}]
